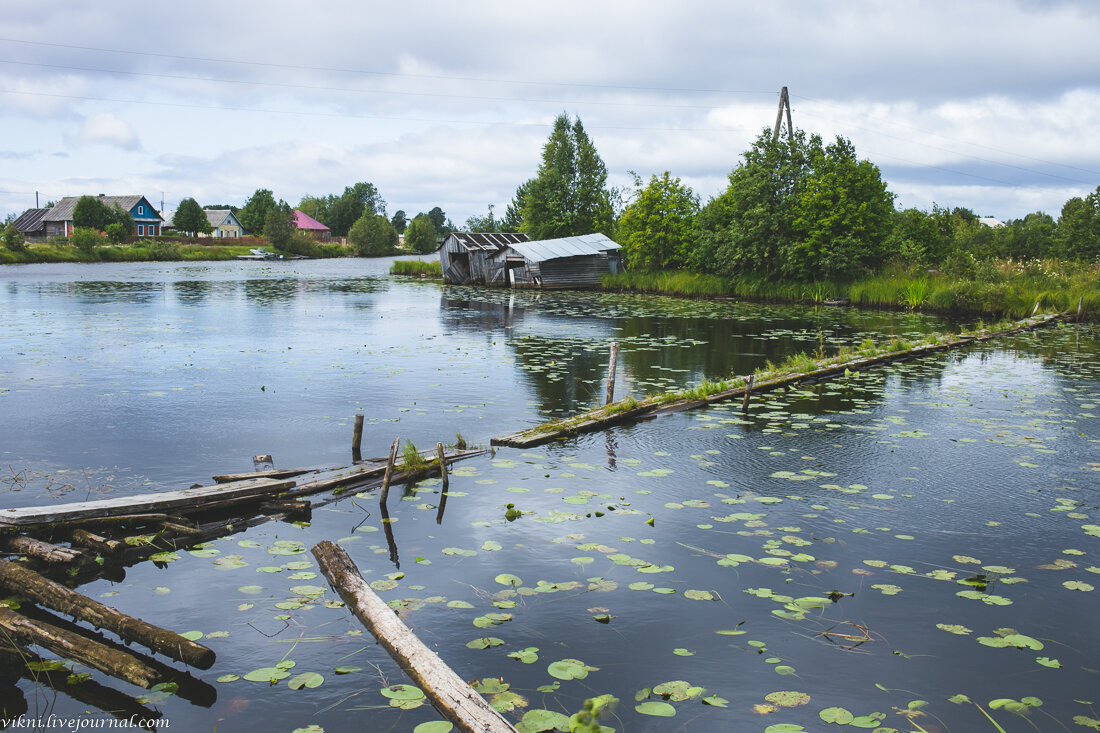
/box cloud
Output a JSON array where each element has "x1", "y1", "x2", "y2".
[{"x1": 70, "y1": 113, "x2": 142, "y2": 151}]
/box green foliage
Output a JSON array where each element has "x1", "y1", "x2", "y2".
[
  {"x1": 174, "y1": 197, "x2": 211, "y2": 236},
  {"x1": 238, "y1": 189, "x2": 278, "y2": 234},
  {"x1": 520, "y1": 113, "x2": 613, "y2": 240},
  {"x1": 401, "y1": 440, "x2": 428, "y2": 470},
  {"x1": 104, "y1": 222, "x2": 129, "y2": 245},
  {"x1": 1053, "y1": 186, "x2": 1100, "y2": 260},
  {"x1": 390, "y1": 259, "x2": 442, "y2": 277},
  {"x1": 70, "y1": 227, "x2": 101, "y2": 254},
  {"x1": 73, "y1": 196, "x2": 113, "y2": 230},
  {"x1": 425, "y1": 206, "x2": 449, "y2": 237},
  {"x1": 616, "y1": 171, "x2": 699, "y2": 271},
  {"x1": 151, "y1": 240, "x2": 182, "y2": 261},
  {"x1": 299, "y1": 182, "x2": 386, "y2": 237},
  {"x1": 390, "y1": 210, "x2": 408, "y2": 234},
  {"x1": 2, "y1": 224, "x2": 26, "y2": 252},
  {"x1": 349, "y1": 213, "x2": 398, "y2": 256},
  {"x1": 404, "y1": 215, "x2": 439, "y2": 254},
  {"x1": 465, "y1": 204, "x2": 500, "y2": 233},
  {"x1": 263, "y1": 204, "x2": 296, "y2": 250}
]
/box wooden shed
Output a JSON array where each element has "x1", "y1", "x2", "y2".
[
  {"x1": 491, "y1": 233, "x2": 622, "y2": 289},
  {"x1": 440, "y1": 232, "x2": 529, "y2": 285}
]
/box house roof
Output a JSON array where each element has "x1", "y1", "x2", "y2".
[
  {"x1": 44, "y1": 195, "x2": 162, "y2": 222},
  {"x1": 12, "y1": 208, "x2": 49, "y2": 233},
  {"x1": 205, "y1": 209, "x2": 239, "y2": 228},
  {"x1": 448, "y1": 232, "x2": 529, "y2": 252},
  {"x1": 505, "y1": 233, "x2": 620, "y2": 263},
  {"x1": 293, "y1": 210, "x2": 329, "y2": 231},
  {"x1": 978, "y1": 217, "x2": 1006, "y2": 229}
]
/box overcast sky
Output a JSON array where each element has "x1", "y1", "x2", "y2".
[{"x1": 2, "y1": 0, "x2": 1099, "y2": 226}]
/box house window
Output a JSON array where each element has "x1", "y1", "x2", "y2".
[
  {"x1": 137, "y1": 225, "x2": 144, "y2": 236},
  {"x1": 138, "y1": 205, "x2": 144, "y2": 215}
]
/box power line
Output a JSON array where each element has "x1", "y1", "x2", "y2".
[
  {"x1": 0, "y1": 37, "x2": 774, "y2": 97},
  {"x1": 0, "y1": 58, "x2": 751, "y2": 112}
]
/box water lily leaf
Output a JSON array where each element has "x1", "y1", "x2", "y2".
[
  {"x1": 516, "y1": 709, "x2": 570, "y2": 733},
  {"x1": 936, "y1": 624, "x2": 972, "y2": 635},
  {"x1": 702, "y1": 694, "x2": 729, "y2": 707},
  {"x1": 764, "y1": 691, "x2": 811, "y2": 708},
  {"x1": 334, "y1": 666, "x2": 362, "y2": 674},
  {"x1": 653, "y1": 680, "x2": 704, "y2": 701},
  {"x1": 216, "y1": 674, "x2": 239, "y2": 683},
  {"x1": 287, "y1": 672, "x2": 324, "y2": 690},
  {"x1": 1063, "y1": 580, "x2": 1094, "y2": 591},
  {"x1": 243, "y1": 667, "x2": 291, "y2": 683},
  {"x1": 495, "y1": 573, "x2": 523, "y2": 587},
  {"x1": 684, "y1": 589, "x2": 715, "y2": 601},
  {"x1": 413, "y1": 722, "x2": 454, "y2": 733},
  {"x1": 819, "y1": 706, "x2": 855, "y2": 724},
  {"x1": 508, "y1": 647, "x2": 539, "y2": 664},
  {"x1": 491, "y1": 690, "x2": 528, "y2": 713},
  {"x1": 380, "y1": 684, "x2": 425, "y2": 701},
  {"x1": 775, "y1": 666, "x2": 797, "y2": 676},
  {"x1": 547, "y1": 658, "x2": 597, "y2": 680},
  {"x1": 635, "y1": 701, "x2": 676, "y2": 717},
  {"x1": 178, "y1": 630, "x2": 203, "y2": 641},
  {"x1": 447, "y1": 600, "x2": 474, "y2": 609},
  {"x1": 466, "y1": 637, "x2": 505, "y2": 650},
  {"x1": 764, "y1": 726, "x2": 805, "y2": 733},
  {"x1": 1036, "y1": 656, "x2": 1062, "y2": 668}
]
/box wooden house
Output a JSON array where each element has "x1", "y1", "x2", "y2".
[
  {"x1": 293, "y1": 210, "x2": 331, "y2": 241},
  {"x1": 492, "y1": 233, "x2": 622, "y2": 289},
  {"x1": 440, "y1": 232, "x2": 529, "y2": 285},
  {"x1": 203, "y1": 209, "x2": 245, "y2": 239},
  {"x1": 11, "y1": 208, "x2": 49, "y2": 241},
  {"x1": 43, "y1": 195, "x2": 163, "y2": 238}
]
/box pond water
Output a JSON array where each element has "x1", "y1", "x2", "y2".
[{"x1": 1, "y1": 260, "x2": 1097, "y2": 733}]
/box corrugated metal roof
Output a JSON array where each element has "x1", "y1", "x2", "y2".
[
  {"x1": 44, "y1": 195, "x2": 162, "y2": 222},
  {"x1": 12, "y1": 208, "x2": 49, "y2": 233},
  {"x1": 449, "y1": 231, "x2": 529, "y2": 251},
  {"x1": 506, "y1": 233, "x2": 620, "y2": 263}
]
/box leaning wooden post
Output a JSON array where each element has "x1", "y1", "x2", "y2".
[
  {"x1": 379, "y1": 437, "x2": 400, "y2": 507},
  {"x1": 1078, "y1": 296, "x2": 1084, "y2": 321},
  {"x1": 1032, "y1": 300, "x2": 1041, "y2": 317},
  {"x1": 436, "y1": 442, "x2": 449, "y2": 525},
  {"x1": 352, "y1": 414, "x2": 365, "y2": 462},
  {"x1": 312, "y1": 541, "x2": 517, "y2": 733},
  {"x1": 605, "y1": 341, "x2": 619, "y2": 405},
  {"x1": 741, "y1": 374, "x2": 755, "y2": 412}
]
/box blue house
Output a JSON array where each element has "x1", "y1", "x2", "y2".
[{"x1": 43, "y1": 195, "x2": 164, "y2": 238}]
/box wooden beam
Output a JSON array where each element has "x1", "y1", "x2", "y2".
[
  {"x1": 0, "y1": 606, "x2": 162, "y2": 689},
  {"x1": 312, "y1": 541, "x2": 517, "y2": 733},
  {"x1": 0, "y1": 560, "x2": 215, "y2": 669},
  {"x1": 0, "y1": 535, "x2": 85, "y2": 565},
  {"x1": 0, "y1": 477, "x2": 296, "y2": 528}
]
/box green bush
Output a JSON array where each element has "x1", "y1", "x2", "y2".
[
  {"x1": 104, "y1": 222, "x2": 129, "y2": 245},
  {"x1": 70, "y1": 228, "x2": 101, "y2": 254},
  {"x1": 152, "y1": 241, "x2": 182, "y2": 261},
  {"x1": 2, "y1": 224, "x2": 26, "y2": 252}
]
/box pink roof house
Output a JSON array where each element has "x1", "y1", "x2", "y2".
[{"x1": 293, "y1": 210, "x2": 331, "y2": 241}]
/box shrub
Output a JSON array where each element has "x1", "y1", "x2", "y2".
[
  {"x1": 152, "y1": 241, "x2": 181, "y2": 261},
  {"x1": 70, "y1": 227, "x2": 101, "y2": 254},
  {"x1": 104, "y1": 222, "x2": 129, "y2": 245},
  {"x1": 2, "y1": 224, "x2": 26, "y2": 252}
]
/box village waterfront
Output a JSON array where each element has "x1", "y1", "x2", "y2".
[{"x1": 1, "y1": 258, "x2": 1098, "y2": 732}]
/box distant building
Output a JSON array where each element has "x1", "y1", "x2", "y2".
[
  {"x1": 11, "y1": 208, "x2": 49, "y2": 240},
  {"x1": 440, "y1": 232, "x2": 530, "y2": 284},
  {"x1": 292, "y1": 210, "x2": 330, "y2": 241},
  {"x1": 978, "y1": 217, "x2": 1006, "y2": 229},
  {"x1": 203, "y1": 209, "x2": 244, "y2": 238},
  {"x1": 43, "y1": 195, "x2": 163, "y2": 238}
]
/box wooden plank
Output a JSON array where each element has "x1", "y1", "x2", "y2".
[
  {"x1": 0, "y1": 477, "x2": 296, "y2": 528},
  {"x1": 211, "y1": 468, "x2": 320, "y2": 483},
  {"x1": 312, "y1": 541, "x2": 517, "y2": 733},
  {"x1": 0, "y1": 560, "x2": 215, "y2": 669}
]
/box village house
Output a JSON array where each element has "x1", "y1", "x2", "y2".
[
  {"x1": 202, "y1": 209, "x2": 244, "y2": 238},
  {"x1": 293, "y1": 210, "x2": 331, "y2": 241},
  {"x1": 10, "y1": 208, "x2": 49, "y2": 241},
  {"x1": 42, "y1": 195, "x2": 164, "y2": 238}
]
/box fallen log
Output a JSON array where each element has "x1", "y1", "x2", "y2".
[
  {"x1": 312, "y1": 540, "x2": 516, "y2": 733},
  {"x1": 0, "y1": 535, "x2": 86, "y2": 565},
  {"x1": 211, "y1": 467, "x2": 320, "y2": 483},
  {"x1": 0, "y1": 606, "x2": 162, "y2": 689},
  {"x1": 70, "y1": 528, "x2": 123, "y2": 555},
  {"x1": 17, "y1": 648, "x2": 162, "y2": 728},
  {"x1": 0, "y1": 560, "x2": 215, "y2": 669}
]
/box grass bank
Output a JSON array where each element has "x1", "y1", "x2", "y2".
[
  {"x1": 389, "y1": 259, "x2": 442, "y2": 277},
  {"x1": 0, "y1": 241, "x2": 356, "y2": 264},
  {"x1": 603, "y1": 259, "x2": 1100, "y2": 319}
]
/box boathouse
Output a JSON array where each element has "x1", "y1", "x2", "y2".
[
  {"x1": 440, "y1": 231, "x2": 621, "y2": 288},
  {"x1": 440, "y1": 232, "x2": 529, "y2": 285}
]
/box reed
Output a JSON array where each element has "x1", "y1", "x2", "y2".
[{"x1": 390, "y1": 259, "x2": 443, "y2": 277}]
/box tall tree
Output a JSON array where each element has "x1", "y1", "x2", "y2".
[
  {"x1": 464, "y1": 204, "x2": 499, "y2": 233},
  {"x1": 390, "y1": 210, "x2": 408, "y2": 234},
  {"x1": 1054, "y1": 186, "x2": 1100, "y2": 261},
  {"x1": 616, "y1": 172, "x2": 699, "y2": 271},
  {"x1": 426, "y1": 206, "x2": 448, "y2": 236},
  {"x1": 174, "y1": 197, "x2": 212, "y2": 236},
  {"x1": 349, "y1": 213, "x2": 397, "y2": 256},
  {"x1": 262, "y1": 202, "x2": 295, "y2": 249},
  {"x1": 404, "y1": 214, "x2": 438, "y2": 254},
  {"x1": 238, "y1": 189, "x2": 278, "y2": 234},
  {"x1": 521, "y1": 113, "x2": 613, "y2": 240},
  {"x1": 329, "y1": 182, "x2": 386, "y2": 237},
  {"x1": 72, "y1": 196, "x2": 113, "y2": 231}
]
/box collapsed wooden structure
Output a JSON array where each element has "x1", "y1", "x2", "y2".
[
  {"x1": 440, "y1": 231, "x2": 622, "y2": 288},
  {"x1": 0, "y1": 440, "x2": 482, "y2": 726}
]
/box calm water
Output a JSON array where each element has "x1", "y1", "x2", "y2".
[{"x1": 1, "y1": 260, "x2": 1097, "y2": 733}]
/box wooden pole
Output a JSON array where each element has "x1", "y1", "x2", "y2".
[
  {"x1": 605, "y1": 341, "x2": 619, "y2": 405},
  {"x1": 436, "y1": 442, "x2": 449, "y2": 490},
  {"x1": 0, "y1": 606, "x2": 162, "y2": 689},
  {"x1": 379, "y1": 437, "x2": 400, "y2": 507},
  {"x1": 352, "y1": 414, "x2": 365, "y2": 462},
  {"x1": 741, "y1": 374, "x2": 755, "y2": 412},
  {"x1": 312, "y1": 541, "x2": 517, "y2": 733},
  {"x1": 0, "y1": 560, "x2": 216, "y2": 669},
  {"x1": 1078, "y1": 296, "x2": 1084, "y2": 320}
]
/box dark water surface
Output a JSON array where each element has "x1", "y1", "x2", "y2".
[{"x1": 1, "y1": 260, "x2": 1097, "y2": 733}]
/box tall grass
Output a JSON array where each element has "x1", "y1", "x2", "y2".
[
  {"x1": 390, "y1": 259, "x2": 443, "y2": 277},
  {"x1": 603, "y1": 259, "x2": 1100, "y2": 319}
]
